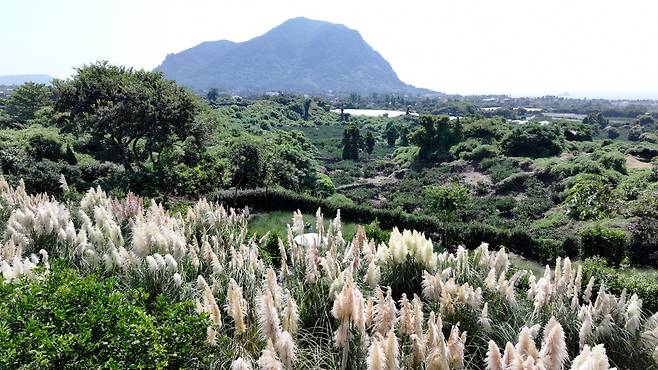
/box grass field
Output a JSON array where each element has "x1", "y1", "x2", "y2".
[{"x1": 248, "y1": 210, "x2": 360, "y2": 240}]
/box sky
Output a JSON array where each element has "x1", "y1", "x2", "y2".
[{"x1": 2, "y1": 0, "x2": 657, "y2": 99}]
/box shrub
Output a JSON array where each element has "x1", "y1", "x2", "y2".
[
  {"x1": 533, "y1": 238, "x2": 566, "y2": 262},
  {"x1": 363, "y1": 219, "x2": 391, "y2": 244},
  {"x1": 580, "y1": 224, "x2": 628, "y2": 265},
  {"x1": 26, "y1": 133, "x2": 62, "y2": 161},
  {"x1": 564, "y1": 173, "x2": 613, "y2": 221},
  {"x1": 582, "y1": 257, "x2": 658, "y2": 313},
  {"x1": 0, "y1": 264, "x2": 216, "y2": 369},
  {"x1": 495, "y1": 172, "x2": 533, "y2": 193},
  {"x1": 628, "y1": 217, "x2": 658, "y2": 266},
  {"x1": 607, "y1": 127, "x2": 620, "y2": 139},
  {"x1": 314, "y1": 173, "x2": 335, "y2": 198},
  {"x1": 461, "y1": 144, "x2": 499, "y2": 161},
  {"x1": 500, "y1": 124, "x2": 562, "y2": 158}
]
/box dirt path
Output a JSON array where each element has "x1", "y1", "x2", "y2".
[
  {"x1": 336, "y1": 175, "x2": 399, "y2": 190},
  {"x1": 626, "y1": 155, "x2": 653, "y2": 169}
]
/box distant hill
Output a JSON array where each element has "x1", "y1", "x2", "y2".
[
  {"x1": 156, "y1": 17, "x2": 435, "y2": 95},
  {"x1": 0, "y1": 74, "x2": 53, "y2": 85}
]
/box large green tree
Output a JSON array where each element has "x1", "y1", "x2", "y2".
[
  {"x1": 410, "y1": 115, "x2": 462, "y2": 161},
  {"x1": 342, "y1": 124, "x2": 362, "y2": 160},
  {"x1": 3, "y1": 82, "x2": 52, "y2": 125},
  {"x1": 54, "y1": 62, "x2": 206, "y2": 173}
]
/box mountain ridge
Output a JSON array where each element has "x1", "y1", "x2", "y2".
[
  {"x1": 0, "y1": 74, "x2": 54, "y2": 85},
  {"x1": 156, "y1": 17, "x2": 435, "y2": 95}
]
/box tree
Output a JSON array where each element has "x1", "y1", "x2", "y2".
[
  {"x1": 399, "y1": 126, "x2": 409, "y2": 146},
  {"x1": 410, "y1": 115, "x2": 462, "y2": 161},
  {"x1": 607, "y1": 127, "x2": 620, "y2": 139},
  {"x1": 342, "y1": 124, "x2": 362, "y2": 160},
  {"x1": 500, "y1": 124, "x2": 562, "y2": 158},
  {"x1": 206, "y1": 88, "x2": 219, "y2": 105},
  {"x1": 638, "y1": 115, "x2": 655, "y2": 127},
  {"x1": 582, "y1": 111, "x2": 608, "y2": 131},
  {"x1": 564, "y1": 173, "x2": 613, "y2": 221},
  {"x1": 364, "y1": 131, "x2": 375, "y2": 156},
  {"x1": 4, "y1": 82, "x2": 52, "y2": 125},
  {"x1": 54, "y1": 62, "x2": 206, "y2": 173},
  {"x1": 229, "y1": 139, "x2": 267, "y2": 189},
  {"x1": 303, "y1": 99, "x2": 312, "y2": 120},
  {"x1": 385, "y1": 124, "x2": 398, "y2": 146},
  {"x1": 628, "y1": 125, "x2": 642, "y2": 141},
  {"x1": 424, "y1": 183, "x2": 471, "y2": 223}
]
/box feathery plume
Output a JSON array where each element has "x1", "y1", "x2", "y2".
[
  {"x1": 486, "y1": 340, "x2": 504, "y2": 370},
  {"x1": 231, "y1": 357, "x2": 253, "y2": 370},
  {"x1": 257, "y1": 339, "x2": 283, "y2": 370},
  {"x1": 226, "y1": 278, "x2": 248, "y2": 334}
]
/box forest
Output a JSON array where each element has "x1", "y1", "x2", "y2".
[{"x1": 1, "y1": 62, "x2": 657, "y2": 369}]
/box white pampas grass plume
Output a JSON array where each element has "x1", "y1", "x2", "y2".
[
  {"x1": 203, "y1": 285, "x2": 222, "y2": 327},
  {"x1": 583, "y1": 277, "x2": 595, "y2": 303},
  {"x1": 399, "y1": 293, "x2": 414, "y2": 336},
  {"x1": 570, "y1": 344, "x2": 616, "y2": 370},
  {"x1": 275, "y1": 330, "x2": 296, "y2": 368},
  {"x1": 164, "y1": 253, "x2": 178, "y2": 273},
  {"x1": 264, "y1": 267, "x2": 283, "y2": 308},
  {"x1": 478, "y1": 302, "x2": 492, "y2": 332},
  {"x1": 257, "y1": 289, "x2": 281, "y2": 342},
  {"x1": 367, "y1": 334, "x2": 386, "y2": 370},
  {"x1": 281, "y1": 289, "x2": 299, "y2": 334},
  {"x1": 226, "y1": 278, "x2": 248, "y2": 334},
  {"x1": 412, "y1": 294, "x2": 424, "y2": 336},
  {"x1": 373, "y1": 286, "x2": 397, "y2": 335},
  {"x1": 494, "y1": 247, "x2": 509, "y2": 275},
  {"x1": 365, "y1": 260, "x2": 380, "y2": 287},
  {"x1": 486, "y1": 340, "x2": 504, "y2": 370},
  {"x1": 383, "y1": 329, "x2": 400, "y2": 370},
  {"x1": 540, "y1": 317, "x2": 568, "y2": 370},
  {"x1": 410, "y1": 333, "x2": 426, "y2": 366},
  {"x1": 422, "y1": 270, "x2": 443, "y2": 301},
  {"x1": 173, "y1": 273, "x2": 182, "y2": 288},
  {"x1": 207, "y1": 326, "x2": 217, "y2": 345},
  {"x1": 515, "y1": 326, "x2": 540, "y2": 362},
  {"x1": 258, "y1": 339, "x2": 283, "y2": 370},
  {"x1": 624, "y1": 294, "x2": 642, "y2": 336},
  {"x1": 425, "y1": 346, "x2": 450, "y2": 370},
  {"x1": 579, "y1": 309, "x2": 593, "y2": 349},
  {"x1": 447, "y1": 324, "x2": 466, "y2": 369},
  {"x1": 231, "y1": 357, "x2": 253, "y2": 370},
  {"x1": 502, "y1": 341, "x2": 516, "y2": 368},
  {"x1": 146, "y1": 255, "x2": 158, "y2": 274}
]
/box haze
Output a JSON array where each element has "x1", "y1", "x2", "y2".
[{"x1": 2, "y1": 0, "x2": 657, "y2": 99}]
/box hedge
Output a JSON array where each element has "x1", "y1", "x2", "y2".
[{"x1": 213, "y1": 188, "x2": 565, "y2": 262}]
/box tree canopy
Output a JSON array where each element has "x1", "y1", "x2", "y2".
[
  {"x1": 54, "y1": 62, "x2": 207, "y2": 173},
  {"x1": 2, "y1": 82, "x2": 52, "y2": 126}
]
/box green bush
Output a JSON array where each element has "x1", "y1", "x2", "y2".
[
  {"x1": 500, "y1": 124, "x2": 562, "y2": 158},
  {"x1": 581, "y1": 257, "x2": 658, "y2": 313},
  {"x1": 628, "y1": 217, "x2": 658, "y2": 266},
  {"x1": 26, "y1": 133, "x2": 62, "y2": 161},
  {"x1": 580, "y1": 224, "x2": 628, "y2": 265},
  {"x1": 533, "y1": 238, "x2": 566, "y2": 262},
  {"x1": 0, "y1": 264, "x2": 216, "y2": 369}
]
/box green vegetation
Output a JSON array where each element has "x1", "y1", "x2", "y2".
[
  {"x1": 0, "y1": 263, "x2": 215, "y2": 369},
  {"x1": 1, "y1": 62, "x2": 658, "y2": 368}
]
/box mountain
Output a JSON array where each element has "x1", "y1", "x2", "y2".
[
  {"x1": 156, "y1": 17, "x2": 434, "y2": 95},
  {"x1": 0, "y1": 74, "x2": 54, "y2": 85}
]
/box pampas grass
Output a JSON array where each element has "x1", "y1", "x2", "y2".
[{"x1": 1, "y1": 183, "x2": 657, "y2": 369}]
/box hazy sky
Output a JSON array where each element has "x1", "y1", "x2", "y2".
[{"x1": 2, "y1": 0, "x2": 657, "y2": 98}]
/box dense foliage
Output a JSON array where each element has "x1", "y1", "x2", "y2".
[{"x1": 0, "y1": 183, "x2": 657, "y2": 369}]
